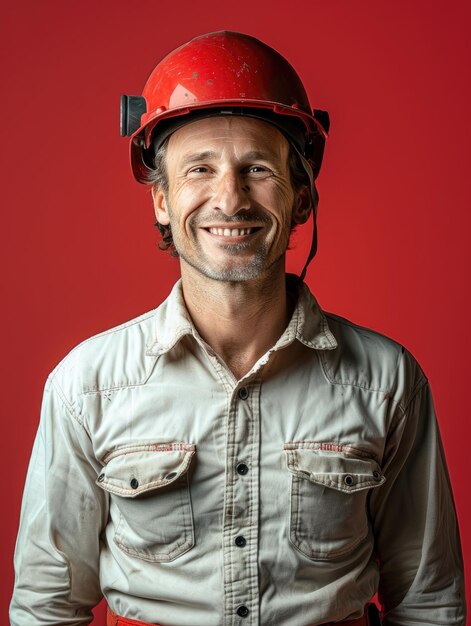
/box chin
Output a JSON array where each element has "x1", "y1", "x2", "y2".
[{"x1": 199, "y1": 264, "x2": 265, "y2": 282}]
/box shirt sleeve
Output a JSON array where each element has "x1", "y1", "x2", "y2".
[
  {"x1": 10, "y1": 374, "x2": 108, "y2": 626},
  {"x1": 369, "y1": 375, "x2": 466, "y2": 625}
]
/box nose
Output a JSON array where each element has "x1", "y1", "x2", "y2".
[{"x1": 211, "y1": 170, "x2": 250, "y2": 216}]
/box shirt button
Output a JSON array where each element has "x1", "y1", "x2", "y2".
[
  {"x1": 97, "y1": 473, "x2": 105, "y2": 482},
  {"x1": 373, "y1": 470, "x2": 382, "y2": 481},
  {"x1": 236, "y1": 605, "x2": 249, "y2": 618},
  {"x1": 238, "y1": 387, "x2": 249, "y2": 400},
  {"x1": 130, "y1": 478, "x2": 139, "y2": 489},
  {"x1": 236, "y1": 462, "x2": 249, "y2": 475},
  {"x1": 234, "y1": 535, "x2": 246, "y2": 547},
  {"x1": 344, "y1": 474, "x2": 354, "y2": 486}
]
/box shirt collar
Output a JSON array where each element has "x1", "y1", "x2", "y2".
[{"x1": 146, "y1": 277, "x2": 337, "y2": 357}]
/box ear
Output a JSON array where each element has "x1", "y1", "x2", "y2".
[
  {"x1": 292, "y1": 184, "x2": 316, "y2": 225},
  {"x1": 151, "y1": 185, "x2": 170, "y2": 225}
]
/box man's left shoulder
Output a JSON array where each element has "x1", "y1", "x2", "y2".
[{"x1": 321, "y1": 311, "x2": 427, "y2": 405}]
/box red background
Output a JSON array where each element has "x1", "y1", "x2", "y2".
[{"x1": 2, "y1": 1, "x2": 470, "y2": 623}]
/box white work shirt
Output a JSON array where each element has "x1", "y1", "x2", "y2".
[{"x1": 11, "y1": 279, "x2": 466, "y2": 625}]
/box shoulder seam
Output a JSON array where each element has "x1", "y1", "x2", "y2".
[
  {"x1": 53, "y1": 310, "x2": 156, "y2": 376},
  {"x1": 325, "y1": 312, "x2": 401, "y2": 346},
  {"x1": 49, "y1": 374, "x2": 87, "y2": 429},
  {"x1": 71, "y1": 309, "x2": 155, "y2": 348},
  {"x1": 389, "y1": 376, "x2": 428, "y2": 432},
  {"x1": 400, "y1": 375, "x2": 428, "y2": 414},
  {"x1": 317, "y1": 349, "x2": 400, "y2": 395}
]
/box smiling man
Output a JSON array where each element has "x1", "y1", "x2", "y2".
[
  {"x1": 11, "y1": 31, "x2": 465, "y2": 626},
  {"x1": 150, "y1": 115, "x2": 312, "y2": 380}
]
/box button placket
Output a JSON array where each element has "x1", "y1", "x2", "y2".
[{"x1": 223, "y1": 381, "x2": 260, "y2": 625}]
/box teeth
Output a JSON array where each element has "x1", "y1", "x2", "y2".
[{"x1": 208, "y1": 227, "x2": 254, "y2": 236}]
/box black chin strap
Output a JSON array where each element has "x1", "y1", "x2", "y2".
[{"x1": 297, "y1": 209, "x2": 318, "y2": 284}]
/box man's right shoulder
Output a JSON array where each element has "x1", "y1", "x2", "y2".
[{"x1": 49, "y1": 306, "x2": 159, "y2": 399}]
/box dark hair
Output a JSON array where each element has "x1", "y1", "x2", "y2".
[{"x1": 148, "y1": 136, "x2": 310, "y2": 254}]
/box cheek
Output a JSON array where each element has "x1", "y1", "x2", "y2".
[
  {"x1": 255, "y1": 183, "x2": 295, "y2": 222},
  {"x1": 172, "y1": 181, "x2": 213, "y2": 214}
]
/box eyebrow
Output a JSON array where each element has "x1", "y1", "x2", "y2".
[
  {"x1": 241, "y1": 150, "x2": 279, "y2": 163},
  {"x1": 180, "y1": 151, "x2": 218, "y2": 167}
]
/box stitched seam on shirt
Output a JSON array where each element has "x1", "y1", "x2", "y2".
[
  {"x1": 321, "y1": 311, "x2": 338, "y2": 348},
  {"x1": 284, "y1": 444, "x2": 381, "y2": 466},
  {"x1": 224, "y1": 396, "x2": 238, "y2": 621},
  {"x1": 319, "y1": 314, "x2": 338, "y2": 348},
  {"x1": 320, "y1": 314, "x2": 408, "y2": 393},
  {"x1": 398, "y1": 374, "x2": 428, "y2": 414},
  {"x1": 284, "y1": 447, "x2": 379, "y2": 465},
  {"x1": 81, "y1": 381, "x2": 147, "y2": 395},
  {"x1": 114, "y1": 531, "x2": 193, "y2": 561},
  {"x1": 294, "y1": 288, "x2": 338, "y2": 349},
  {"x1": 152, "y1": 326, "x2": 194, "y2": 354},
  {"x1": 113, "y1": 475, "x2": 194, "y2": 562},
  {"x1": 103, "y1": 442, "x2": 195, "y2": 463},
  {"x1": 52, "y1": 312, "x2": 156, "y2": 380},
  {"x1": 80, "y1": 356, "x2": 159, "y2": 395},
  {"x1": 79, "y1": 311, "x2": 156, "y2": 342},
  {"x1": 317, "y1": 350, "x2": 397, "y2": 395},
  {"x1": 290, "y1": 472, "x2": 381, "y2": 492},
  {"x1": 324, "y1": 312, "x2": 393, "y2": 338},
  {"x1": 296, "y1": 312, "x2": 337, "y2": 350},
  {"x1": 283, "y1": 442, "x2": 378, "y2": 458},
  {"x1": 207, "y1": 354, "x2": 234, "y2": 393},
  {"x1": 288, "y1": 470, "x2": 370, "y2": 559},
  {"x1": 390, "y1": 376, "x2": 428, "y2": 431},
  {"x1": 246, "y1": 385, "x2": 258, "y2": 607},
  {"x1": 50, "y1": 375, "x2": 88, "y2": 429}
]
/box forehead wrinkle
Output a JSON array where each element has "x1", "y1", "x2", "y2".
[{"x1": 168, "y1": 117, "x2": 291, "y2": 176}]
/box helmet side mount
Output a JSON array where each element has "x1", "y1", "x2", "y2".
[
  {"x1": 120, "y1": 95, "x2": 147, "y2": 137},
  {"x1": 313, "y1": 109, "x2": 330, "y2": 135}
]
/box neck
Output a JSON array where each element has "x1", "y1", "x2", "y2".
[{"x1": 180, "y1": 261, "x2": 292, "y2": 380}]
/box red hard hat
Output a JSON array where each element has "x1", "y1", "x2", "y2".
[{"x1": 121, "y1": 31, "x2": 329, "y2": 184}]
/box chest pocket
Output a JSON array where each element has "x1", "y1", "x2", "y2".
[
  {"x1": 284, "y1": 444, "x2": 385, "y2": 560},
  {"x1": 97, "y1": 443, "x2": 195, "y2": 562}
]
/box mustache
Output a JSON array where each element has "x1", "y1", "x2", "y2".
[{"x1": 191, "y1": 210, "x2": 272, "y2": 226}]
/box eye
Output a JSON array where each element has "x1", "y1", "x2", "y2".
[
  {"x1": 244, "y1": 165, "x2": 272, "y2": 177},
  {"x1": 188, "y1": 166, "x2": 210, "y2": 174}
]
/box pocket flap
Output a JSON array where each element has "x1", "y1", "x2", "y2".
[
  {"x1": 96, "y1": 443, "x2": 196, "y2": 497},
  {"x1": 284, "y1": 444, "x2": 385, "y2": 493}
]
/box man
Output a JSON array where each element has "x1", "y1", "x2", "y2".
[{"x1": 11, "y1": 31, "x2": 466, "y2": 626}]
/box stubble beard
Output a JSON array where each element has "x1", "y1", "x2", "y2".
[
  {"x1": 165, "y1": 200, "x2": 290, "y2": 283},
  {"x1": 191, "y1": 240, "x2": 272, "y2": 282}
]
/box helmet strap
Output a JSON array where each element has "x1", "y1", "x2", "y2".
[
  {"x1": 295, "y1": 151, "x2": 319, "y2": 284},
  {"x1": 297, "y1": 210, "x2": 318, "y2": 284}
]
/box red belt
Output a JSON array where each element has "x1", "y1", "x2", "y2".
[
  {"x1": 107, "y1": 607, "x2": 372, "y2": 626},
  {"x1": 107, "y1": 609, "x2": 156, "y2": 626}
]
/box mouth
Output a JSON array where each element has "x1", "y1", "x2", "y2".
[{"x1": 203, "y1": 226, "x2": 262, "y2": 238}]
